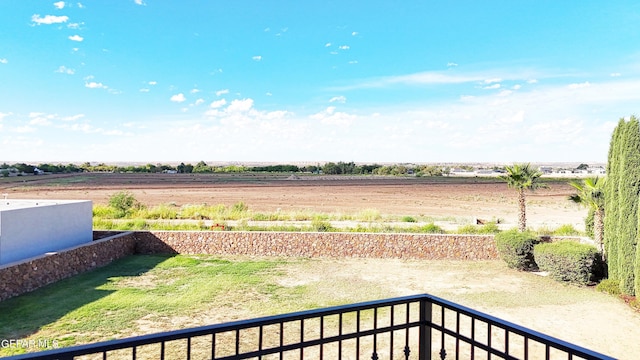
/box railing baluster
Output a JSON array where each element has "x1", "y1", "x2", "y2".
[
  {"x1": 470, "y1": 317, "x2": 475, "y2": 359},
  {"x1": 320, "y1": 316, "x2": 324, "y2": 359},
  {"x1": 210, "y1": 334, "x2": 215, "y2": 360},
  {"x1": 235, "y1": 329, "x2": 240, "y2": 357},
  {"x1": 300, "y1": 318, "x2": 304, "y2": 359},
  {"x1": 186, "y1": 337, "x2": 191, "y2": 360},
  {"x1": 356, "y1": 310, "x2": 361, "y2": 359},
  {"x1": 439, "y1": 305, "x2": 446, "y2": 360},
  {"x1": 390, "y1": 305, "x2": 395, "y2": 360},
  {"x1": 160, "y1": 340, "x2": 165, "y2": 360},
  {"x1": 258, "y1": 325, "x2": 263, "y2": 360},
  {"x1": 404, "y1": 302, "x2": 411, "y2": 360},
  {"x1": 132, "y1": 345, "x2": 136, "y2": 360},
  {"x1": 338, "y1": 313, "x2": 343, "y2": 360},
  {"x1": 372, "y1": 307, "x2": 378, "y2": 360},
  {"x1": 504, "y1": 328, "x2": 509, "y2": 358},
  {"x1": 455, "y1": 312, "x2": 460, "y2": 360},
  {"x1": 279, "y1": 321, "x2": 284, "y2": 360},
  {"x1": 487, "y1": 323, "x2": 492, "y2": 360}
]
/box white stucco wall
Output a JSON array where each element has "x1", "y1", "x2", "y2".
[{"x1": 0, "y1": 200, "x2": 93, "y2": 265}]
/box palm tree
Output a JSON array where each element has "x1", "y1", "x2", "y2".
[
  {"x1": 568, "y1": 177, "x2": 606, "y2": 255},
  {"x1": 501, "y1": 163, "x2": 547, "y2": 232}
]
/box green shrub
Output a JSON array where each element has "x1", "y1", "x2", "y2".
[
  {"x1": 420, "y1": 223, "x2": 445, "y2": 234},
  {"x1": 402, "y1": 216, "x2": 417, "y2": 223},
  {"x1": 457, "y1": 222, "x2": 500, "y2": 235},
  {"x1": 311, "y1": 219, "x2": 333, "y2": 232},
  {"x1": 457, "y1": 224, "x2": 479, "y2": 234},
  {"x1": 108, "y1": 191, "x2": 141, "y2": 218},
  {"x1": 494, "y1": 230, "x2": 539, "y2": 271},
  {"x1": 534, "y1": 241, "x2": 602, "y2": 284},
  {"x1": 552, "y1": 224, "x2": 582, "y2": 236},
  {"x1": 596, "y1": 279, "x2": 621, "y2": 296},
  {"x1": 585, "y1": 207, "x2": 595, "y2": 239}
]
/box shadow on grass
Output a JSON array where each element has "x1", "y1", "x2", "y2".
[{"x1": 0, "y1": 254, "x2": 173, "y2": 340}]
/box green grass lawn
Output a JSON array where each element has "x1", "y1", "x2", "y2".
[{"x1": 0, "y1": 255, "x2": 298, "y2": 356}]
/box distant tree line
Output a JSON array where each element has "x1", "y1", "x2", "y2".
[{"x1": 1, "y1": 161, "x2": 453, "y2": 177}]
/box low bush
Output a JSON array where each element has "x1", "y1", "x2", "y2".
[
  {"x1": 533, "y1": 241, "x2": 602, "y2": 284},
  {"x1": 494, "y1": 230, "x2": 539, "y2": 271},
  {"x1": 552, "y1": 224, "x2": 582, "y2": 236},
  {"x1": 311, "y1": 219, "x2": 333, "y2": 232},
  {"x1": 457, "y1": 222, "x2": 501, "y2": 235},
  {"x1": 420, "y1": 223, "x2": 445, "y2": 234},
  {"x1": 596, "y1": 278, "x2": 621, "y2": 296},
  {"x1": 108, "y1": 191, "x2": 141, "y2": 218},
  {"x1": 401, "y1": 216, "x2": 417, "y2": 223}
]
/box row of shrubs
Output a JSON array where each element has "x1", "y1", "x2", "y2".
[{"x1": 495, "y1": 230, "x2": 603, "y2": 285}]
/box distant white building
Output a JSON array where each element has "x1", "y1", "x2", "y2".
[{"x1": 0, "y1": 199, "x2": 93, "y2": 265}]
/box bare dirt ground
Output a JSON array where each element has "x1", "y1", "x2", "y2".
[{"x1": 0, "y1": 173, "x2": 586, "y2": 230}]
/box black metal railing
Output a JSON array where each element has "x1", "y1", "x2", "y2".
[{"x1": 6, "y1": 294, "x2": 616, "y2": 360}]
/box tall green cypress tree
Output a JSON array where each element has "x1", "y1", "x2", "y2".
[
  {"x1": 616, "y1": 117, "x2": 640, "y2": 295},
  {"x1": 605, "y1": 119, "x2": 625, "y2": 279}
]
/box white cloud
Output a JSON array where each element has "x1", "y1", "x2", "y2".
[
  {"x1": 216, "y1": 89, "x2": 229, "y2": 96},
  {"x1": 483, "y1": 83, "x2": 501, "y2": 90},
  {"x1": 31, "y1": 14, "x2": 68, "y2": 25},
  {"x1": 512, "y1": 84, "x2": 522, "y2": 90},
  {"x1": 348, "y1": 60, "x2": 358, "y2": 64},
  {"x1": 55, "y1": 65, "x2": 74, "y2": 74},
  {"x1": 63, "y1": 114, "x2": 84, "y2": 121},
  {"x1": 227, "y1": 98, "x2": 254, "y2": 113},
  {"x1": 252, "y1": 55, "x2": 262, "y2": 61},
  {"x1": 148, "y1": 81, "x2": 157, "y2": 85},
  {"x1": 339, "y1": 45, "x2": 350, "y2": 50},
  {"x1": 325, "y1": 42, "x2": 331, "y2": 47},
  {"x1": 329, "y1": 51, "x2": 338, "y2": 55},
  {"x1": 85, "y1": 81, "x2": 106, "y2": 89},
  {"x1": 329, "y1": 96, "x2": 346, "y2": 103},
  {"x1": 527, "y1": 79, "x2": 538, "y2": 84},
  {"x1": 53, "y1": 1, "x2": 65, "y2": 9},
  {"x1": 16, "y1": 126, "x2": 37, "y2": 133},
  {"x1": 351, "y1": 32, "x2": 358, "y2": 36},
  {"x1": 77, "y1": 2, "x2": 85, "y2": 8},
  {"x1": 139, "y1": 88, "x2": 150, "y2": 92},
  {"x1": 67, "y1": 22, "x2": 82, "y2": 29},
  {"x1": 568, "y1": 81, "x2": 591, "y2": 89},
  {"x1": 170, "y1": 93, "x2": 186, "y2": 102},
  {"x1": 311, "y1": 106, "x2": 356, "y2": 127},
  {"x1": 0, "y1": 112, "x2": 12, "y2": 121},
  {"x1": 447, "y1": 62, "x2": 458, "y2": 67},
  {"x1": 134, "y1": 0, "x2": 146, "y2": 5},
  {"x1": 483, "y1": 78, "x2": 502, "y2": 84},
  {"x1": 68, "y1": 35, "x2": 84, "y2": 42},
  {"x1": 266, "y1": 92, "x2": 272, "y2": 96},
  {"x1": 194, "y1": 99, "x2": 205, "y2": 106},
  {"x1": 210, "y1": 99, "x2": 227, "y2": 108},
  {"x1": 0, "y1": 59, "x2": 7, "y2": 64},
  {"x1": 190, "y1": 88, "x2": 200, "y2": 94},
  {"x1": 610, "y1": 73, "x2": 622, "y2": 77}
]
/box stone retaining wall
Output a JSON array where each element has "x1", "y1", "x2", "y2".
[
  {"x1": 134, "y1": 231, "x2": 499, "y2": 260},
  {"x1": 0, "y1": 233, "x2": 136, "y2": 301},
  {"x1": 1, "y1": 231, "x2": 498, "y2": 302}
]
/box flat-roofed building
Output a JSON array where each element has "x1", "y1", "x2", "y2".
[{"x1": 0, "y1": 199, "x2": 92, "y2": 265}]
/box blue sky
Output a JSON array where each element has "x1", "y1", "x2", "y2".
[{"x1": 1, "y1": 1, "x2": 640, "y2": 164}]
